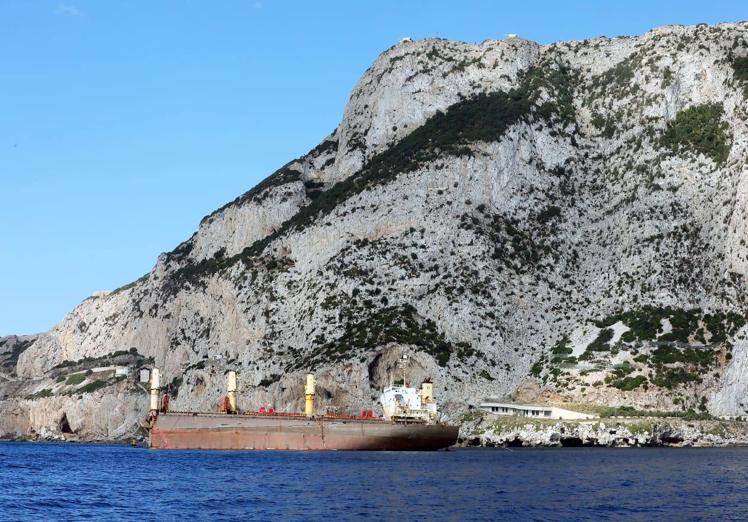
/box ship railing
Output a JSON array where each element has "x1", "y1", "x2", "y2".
[
  {"x1": 161, "y1": 410, "x2": 385, "y2": 421},
  {"x1": 319, "y1": 412, "x2": 385, "y2": 422},
  {"x1": 391, "y1": 415, "x2": 429, "y2": 424},
  {"x1": 161, "y1": 410, "x2": 309, "y2": 417},
  {"x1": 241, "y1": 411, "x2": 308, "y2": 418}
]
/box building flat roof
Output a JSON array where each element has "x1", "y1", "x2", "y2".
[
  {"x1": 480, "y1": 401, "x2": 553, "y2": 410},
  {"x1": 479, "y1": 401, "x2": 599, "y2": 418}
]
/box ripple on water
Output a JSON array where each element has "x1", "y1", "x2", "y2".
[{"x1": 1, "y1": 444, "x2": 748, "y2": 520}]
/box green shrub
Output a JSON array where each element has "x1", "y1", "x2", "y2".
[
  {"x1": 587, "y1": 328, "x2": 614, "y2": 352},
  {"x1": 54, "y1": 350, "x2": 150, "y2": 371},
  {"x1": 600, "y1": 57, "x2": 634, "y2": 87},
  {"x1": 597, "y1": 307, "x2": 744, "y2": 348},
  {"x1": 537, "y1": 205, "x2": 562, "y2": 223},
  {"x1": 594, "y1": 405, "x2": 712, "y2": 420},
  {"x1": 460, "y1": 410, "x2": 486, "y2": 423},
  {"x1": 733, "y1": 56, "x2": 748, "y2": 96},
  {"x1": 610, "y1": 375, "x2": 647, "y2": 391},
  {"x1": 651, "y1": 345, "x2": 713, "y2": 367},
  {"x1": 650, "y1": 367, "x2": 702, "y2": 389},
  {"x1": 290, "y1": 305, "x2": 461, "y2": 370},
  {"x1": 433, "y1": 343, "x2": 452, "y2": 367},
  {"x1": 680, "y1": 409, "x2": 713, "y2": 421},
  {"x1": 661, "y1": 103, "x2": 731, "y2": 164},
  {"x1": 259, "y1": 374, "x2": 281, "y2": 387},
  {"x1": 27, "y1": 389, "x2": 53, "y2": 400},
  {"x1": 77, "y1": 380, "x2": 109, "y2": 394},
  {"x1": 551, "y1": 336, "x2": 573, "y2": 355},
  {"x1": 596, "y1": 306, "x2": 666, "y2": 340},
  {"x1": 66, "y1": 373, "x2": 86, "y2": 386},
  {"x1": 661, "y1": 67, "x2": 673, "y2": 88}
]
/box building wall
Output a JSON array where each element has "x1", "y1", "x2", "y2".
[{"x1": 479, "y1": 403, "x2": 597, "y2": 420}]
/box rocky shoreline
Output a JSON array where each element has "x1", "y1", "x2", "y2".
[
  {"x1": 0, "y1": 436, "x2": 145, "y2": 447},
  {"x1": 0, "y1": 429, "x2": 143, "y2": 445},
  {"x1": 458, "y1": 414, "x2": 748, "y2": 448}
]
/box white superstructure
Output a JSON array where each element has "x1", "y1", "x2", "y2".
[{"x1": 380, "y1": 381, "x2": 438, "y2": 423}]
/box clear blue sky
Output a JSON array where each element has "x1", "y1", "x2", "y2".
[{"x1": 1, "y1": 1, "x2": 745, "y2": 335}]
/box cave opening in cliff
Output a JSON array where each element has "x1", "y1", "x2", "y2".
[{"x1": 58, "y1": 413, "x2": 73, "y2": 434}]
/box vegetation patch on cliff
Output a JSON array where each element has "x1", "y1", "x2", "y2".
[
  {"x1": 199, "y1": 162, "x2": 303, "y2": 227},
  {"x1": 283, "y1": 63, "x2": 576, "y2": 232},
  {"x1": 561, "y1": 403, "x2": 713, "y2": 420},
  {"x1": 52, "y1": 348, "x2": 152, "y2": 377},
  {"x1": 536, "y1": 307, "x2": 745, "y2": 405},
  {"x1": 266, "y1": 87, "x2": 535, "y2": 237},
  {"x1": 76, "y1": 380, "x2": 110, "y2": 394},
  {"x1": 289, "y1": 304, "x2": 471, "y2": 371},
  {"x1": 65, "y1": 373, "x2": 86, "y2": 386},
  {"x1": 0, "y1": 337, "x2": 36, "y2": 376},
  {"x1": 660, "y1": 103, "x2": 731, "y2": 164},
  {"x1": 732, "y1": 55, "x2": 748, "y2": 96},
  {"x1": 595, "y1": 306, "x2": 744, "y2": 344},
  {"x1": 550, "y1": 336, "x2": 575, "y2": 365}
]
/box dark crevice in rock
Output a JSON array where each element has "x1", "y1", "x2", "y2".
[
  {"x1": 59, "y1": 413, "x2": 73, "y2": 434},
  {"x1": 560, "y1": 436, "x2": 584, "y2": 447}
]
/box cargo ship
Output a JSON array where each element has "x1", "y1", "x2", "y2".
[{"x1": 144, "y1": 369, "x2": 459, "y2": 451}]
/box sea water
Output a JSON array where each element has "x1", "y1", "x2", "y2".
[{"x1": 1, "y1": 443, "x2": 747, "y2": 520}]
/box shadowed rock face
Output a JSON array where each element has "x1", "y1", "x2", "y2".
[
  {"x1": 0, "y1": 335, "x2": 38, "y2": 381},
  {"x1": 3, "y1": 22, "x2": 748, "y2": 441}
]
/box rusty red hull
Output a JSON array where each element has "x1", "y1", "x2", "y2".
[{"x1": 149, "y1": 413, "x2": 459, "y2": 451}]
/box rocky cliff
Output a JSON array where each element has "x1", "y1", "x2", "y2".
[
  {"x1": 459, "y1": 410, "x2": 748, "y2": 447},
  {"x1": 2, "y1": 22, "x2": 748, "y2": 441}
]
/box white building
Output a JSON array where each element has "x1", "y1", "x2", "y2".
[{"x1": 479, "y1": 400, "x2": 598, "y2": 420}]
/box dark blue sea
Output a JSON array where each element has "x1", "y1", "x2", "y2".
[{"x1": 1, "y1": 443, "x2": 747, "y2": 521}]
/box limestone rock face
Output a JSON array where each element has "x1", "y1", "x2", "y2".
[
  {"x1": 329, "y1": 38, "x2": 542, "y2": 182},
  {"x1": 0, "y1": 390, "x2": 145, "y2": 441},
  {"x1": 4, "y1": 22, "x2": 748, "y2": 441},
  {"x1": 192, "y1": 178, "x2": 308, "y2": 262}
]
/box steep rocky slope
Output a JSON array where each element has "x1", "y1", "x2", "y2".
[{"x1": 3, "y1": 22, "x2": 748, "y2": 441}]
